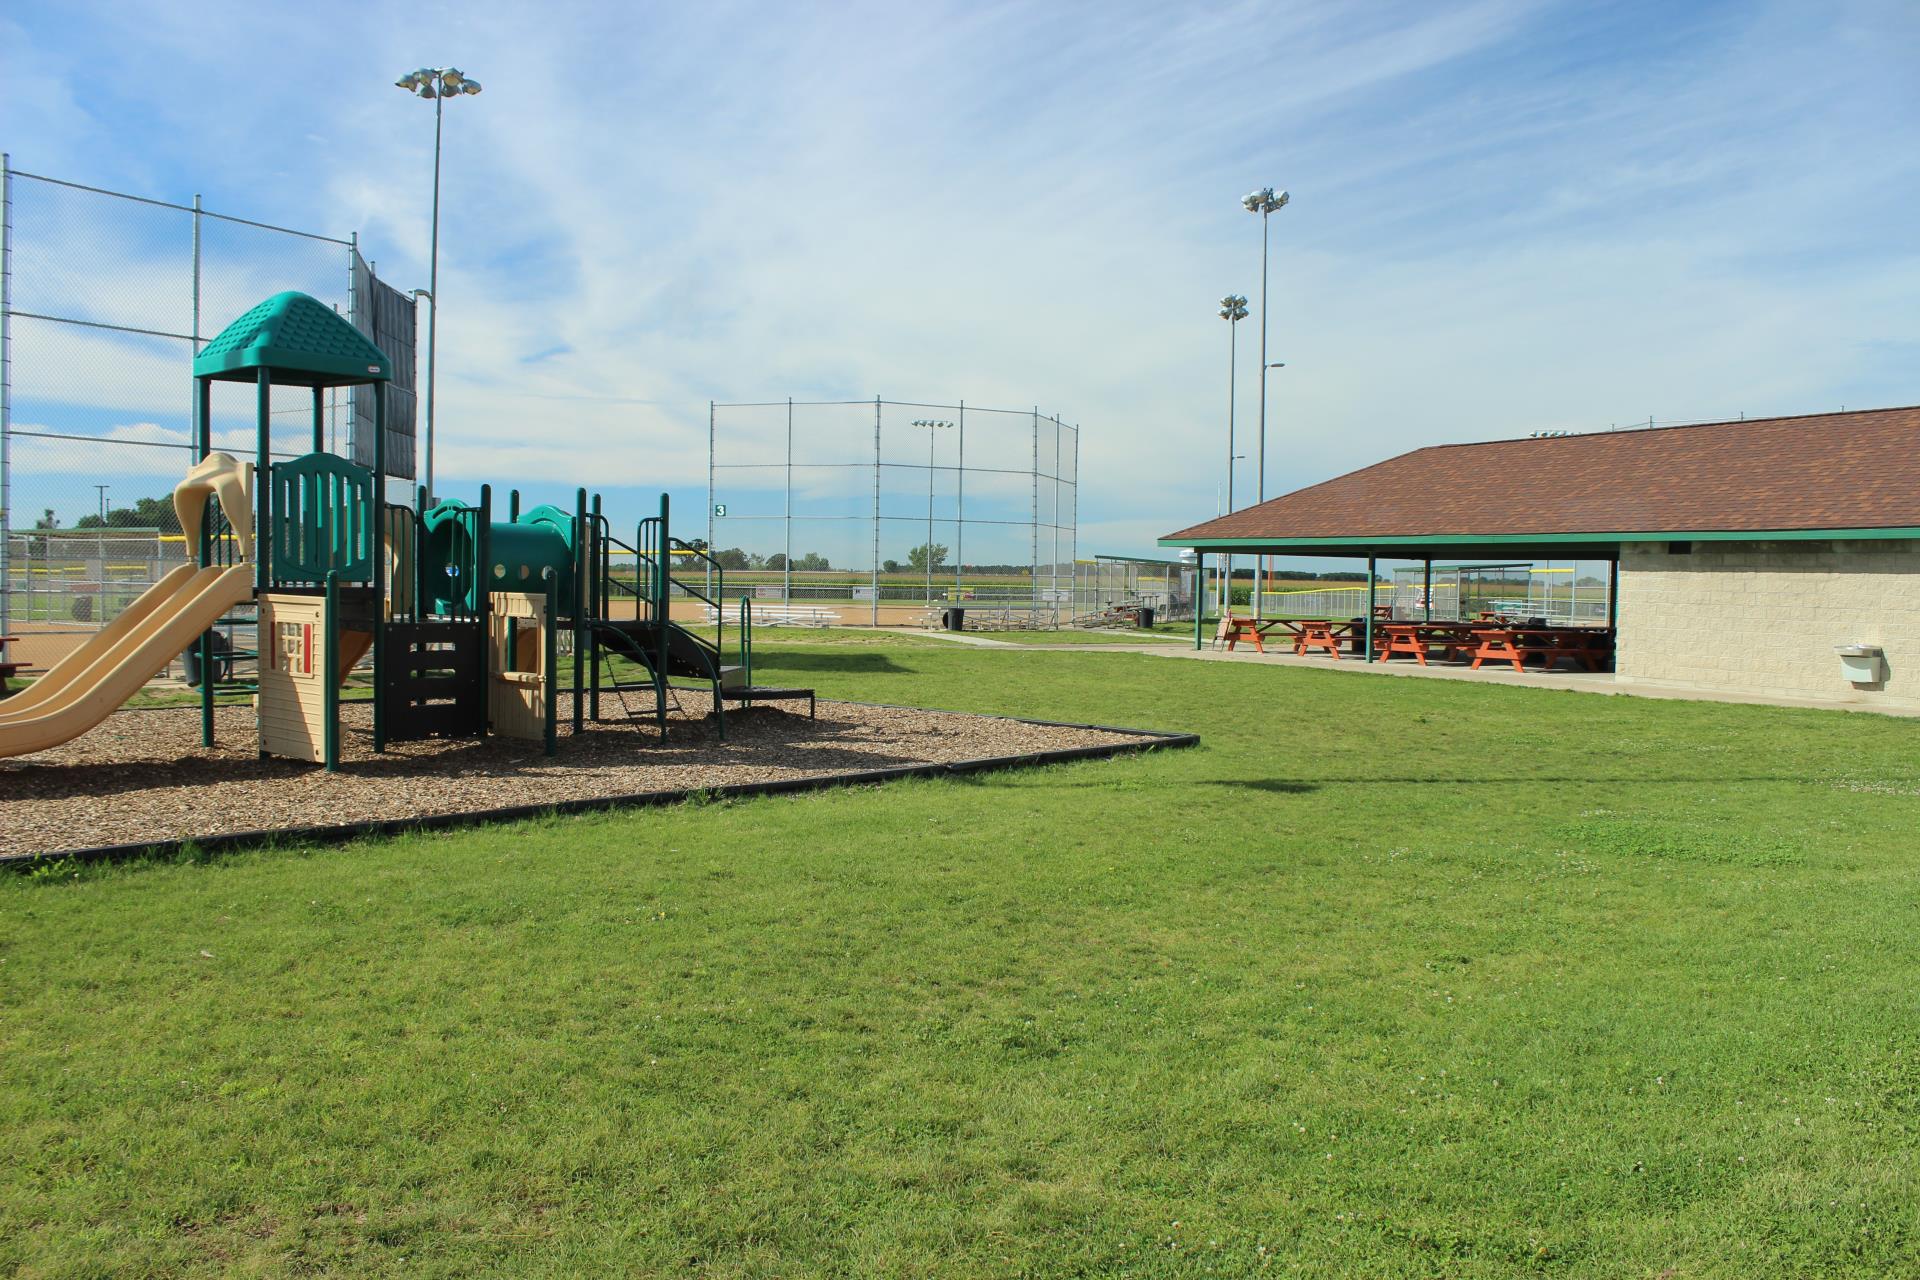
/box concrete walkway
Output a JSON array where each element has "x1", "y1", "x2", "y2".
[
  {"x1": 885, "y1": 627, "x2": 1920, "y2": 718},
  {"x1": 1111, "y1": 642, "x2": 1920, "y2": 717},
  {"x1": 875, "y1": 627, "x2": 1024, "y2": 648}
]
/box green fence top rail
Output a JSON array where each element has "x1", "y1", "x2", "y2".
[{"x1": 193, "y1": 291, "x2": 391, "y2": 387}]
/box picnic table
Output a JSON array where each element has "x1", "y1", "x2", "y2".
[
  {"x1": 1284, "y1": 618, "x2": 1364, "y2": 659},
  {"x1": 1215, "y1": 615, "x2": 1297, "y2": 653},
  {"x1": 1218, "y1": 613, "x2": 1613, "y2": 672},
  {"x1": 1216, "y1": 615, "x2": 1367, "y2": 656},
  {"x1": 1467, "y1": 625, "x2": 1612, "y2": 673},
  {"x1": 0, "y1": 635, "x2": 19, "y2": 699},
  {"x1": 1375, "y1": 621, "x2": 1480, "y2": 666}
]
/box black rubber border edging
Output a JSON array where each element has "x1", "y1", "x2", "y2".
[{"x1": 3, "y1": 706, "x2": 1198, "y2": 871}]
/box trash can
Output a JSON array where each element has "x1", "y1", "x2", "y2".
[
  {"x1": 181, "y1": 629, "x2": 232, "y2": 687},
  {"x1": 1135, "y1": 606, "x2": 1155, "y2": 629},
  {"x1": 944, "y1": 607, "x2": 967, "y2": 631}
]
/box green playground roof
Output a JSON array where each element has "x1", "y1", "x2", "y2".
[{"x1": 192, "y1": 291, "x2": 391, "y2": 387}]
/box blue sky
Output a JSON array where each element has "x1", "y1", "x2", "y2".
[{"x1": 5, "y1": 0, "x2": 1918, "y2": 558}]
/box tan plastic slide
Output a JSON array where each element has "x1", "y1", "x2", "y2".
[{"x1": 0, "y1": 564, "x2": 255, "y2": 759}]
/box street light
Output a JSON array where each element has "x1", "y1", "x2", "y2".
[
  {"x1": 910, "y1": 419, "x2": 952, "y2": 607},
  {"x1": 1218, "y1": 293, "x2": 1248, "y2": 615},
  {"x1": 395, "y1": 67, "x2": 483, "y2": 506},
  {"x1": 1242, "y1": 186, "x2": 1288, "y2": 617}
]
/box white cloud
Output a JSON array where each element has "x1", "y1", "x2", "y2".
[{"x1": 7, "y1": 0, "x2": 1918, "y2": 556}]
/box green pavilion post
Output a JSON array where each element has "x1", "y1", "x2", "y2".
[
  {"x1": 1364, "y1": 556, "x2": 1376, "y2": 661},
  {"x1": 1193, "y1": 553, "x2": 1207, "y2": 650}
]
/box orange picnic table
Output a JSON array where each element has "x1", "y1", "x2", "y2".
[
  {"x1": 1375, "y1": 621, "x2": 1479, "y2": 665},
  {"x1": 1467, "y1": 625, "x2": 1612, "y2": 673},
  {"x1": 1215, "y1": 615, "x2": 1296, "y2": 653},
  {"x1": 1216, "y1": 616, "x2": 1362, "y2": 655}
]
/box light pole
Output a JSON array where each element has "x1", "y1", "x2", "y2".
[
  {"x1": 1260, "y1": 360, "x2": 1285, "y2": 610},
  {"x1": 1218, "y1": 293, "x2": 1247, "y2": 615},
  {"x1": 94, "y1": 484, "x2": 109, "y2": 525},
  {"x1": 1242, "y1": 186, "x2": 1288, "y2": 617},
  {"x1": 409, "y1": 288, "x2": 433, "y2": 492},
  {"x1": 911, "y1": 419, "x2": 952, "y2": 606},
  {"x1": 394, "y1": 66, "x2": 483, "y2": 506}
]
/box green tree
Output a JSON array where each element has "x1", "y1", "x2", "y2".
[
  {"x1": 764, "y1": 553, "x2": 788, "y2": 571},
  {"x1": 795, "y1": 552, "x2": 831, "y2": 571},
  {"x1": 73, "y1": 495, "x2": 182, "y2": 533},
  {"x1": 906, "y1": 542, "x2": 948, "y2": 572},
  {"x1": 712, "y1": 547, "x2": 752, "y2": 570}
]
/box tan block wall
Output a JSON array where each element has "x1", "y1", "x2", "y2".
[{"x1": 1616, "y1": 539, "x2": 1920, "y2": 708}]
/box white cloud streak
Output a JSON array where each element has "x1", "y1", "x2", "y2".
[{"x1": 6, "y1": 0, "x2": 1918, "y2": 556}]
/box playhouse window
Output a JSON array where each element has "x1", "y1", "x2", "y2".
[{"x1": 274, "y1": 622, "x2": 314, "y2": 677}]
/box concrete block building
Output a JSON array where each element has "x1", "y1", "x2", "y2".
[{"x1": 1161, "y1": 406, "x2": 1920, "y2": 711}]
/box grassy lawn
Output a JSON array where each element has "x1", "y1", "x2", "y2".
[{"x1": 4, "y1": 640, "x2": 1919, "y2": 1276}]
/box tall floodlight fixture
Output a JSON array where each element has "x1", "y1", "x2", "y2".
[
  {"x1": 911, "y1": 419, "x2": 952, "y2": 606},
  {"x1": 1217, "y1": 293, "x2": 1248, "y2": 614},
  {"x1": 394, "y1": 66, "x2": 482, "y2": 505},
  {"x1": 1241, "y1": 185, "x2": 1288, "y2": 617}
]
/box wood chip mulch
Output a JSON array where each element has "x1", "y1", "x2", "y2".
[{"x1": 1, "y1": 696, "x2": 1145, "y2": 859}]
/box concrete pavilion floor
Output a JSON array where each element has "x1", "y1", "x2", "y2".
[{"x1": 896, "y1": 627, "x2": 1920, "y2": 719}]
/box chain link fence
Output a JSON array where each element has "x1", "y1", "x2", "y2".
[
  {"x1": 1069, "y1": 555, "x2": 1195, "y2": 626},
  {"x1": 707, "y1": 398, "x2": 1079, "y2": 626},
  {"x1": 0, "y1": 160, "x2": 401, "y2": 676},
  {"x1": 1385, "y1": 561, "x2": 1613, "y2": 623}
]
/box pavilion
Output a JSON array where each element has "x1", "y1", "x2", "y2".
[{"x1": 1160, "y1": 405, "x2": 1920, "y2": 711}]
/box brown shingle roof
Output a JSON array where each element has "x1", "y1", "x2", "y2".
[{"x1": 1162, "y1": 405, "x2": 1920, "y2": 545}]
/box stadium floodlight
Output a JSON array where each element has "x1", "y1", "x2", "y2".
[
  {"x1": 1241, "y1": 184, "x2": 1290, "y2": 616},
  {"x1": 394, "y1": 66, "x2": 483, "y2": 504}
]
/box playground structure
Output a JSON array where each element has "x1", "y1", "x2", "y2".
[{"x1": 0, "y1": 292, "x2": 809, "y2": 767}]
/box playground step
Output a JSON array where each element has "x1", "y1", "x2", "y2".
[{"x1": 591, "y1": 619, "x2": 727, "y2": 684}]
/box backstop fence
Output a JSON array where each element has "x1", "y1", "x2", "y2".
[
  {"x1": 1071, "y1": 555, "x2": 1195, "y2": 625},
  {"x1": 0, "y1": 157, "x2": 410, "y2": 674},
  {"x1": 708, "y1": 398, "x2": 1080, "y2": 626}
]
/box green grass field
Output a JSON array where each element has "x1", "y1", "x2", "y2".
[{"x1": 5, "y1": 639, "x2": 1919, "y2": 1276}]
